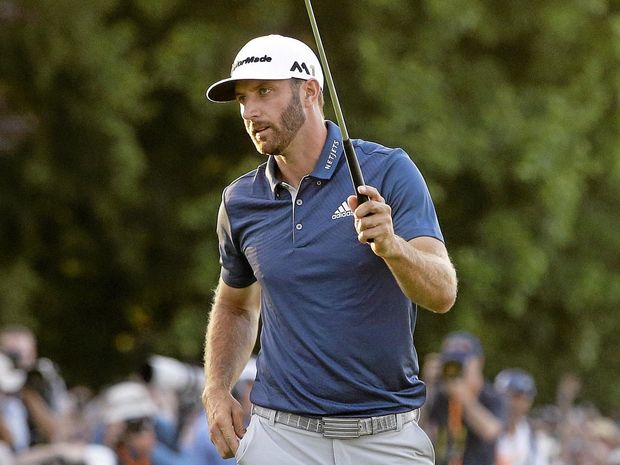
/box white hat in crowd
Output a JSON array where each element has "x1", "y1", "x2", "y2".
[
  {"x1": 238, "y1": 356, "x2": 257, "y2": 383},
  {"x1": 102, "y1": 381, "x2": 157, "y2": 424},
  {"x1": 207, "y1": 34, "x2": 324, "y2": 102}
]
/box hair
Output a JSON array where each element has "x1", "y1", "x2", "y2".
[
  {"x1": 291, "y1": 78, "x2": 324, "y2": 115},
  {"x1": 0, "y1": 324, "x2": 35, "y2": 338}
]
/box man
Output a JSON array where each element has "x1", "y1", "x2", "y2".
[
  {"x1": 0, "y1": 351, "x2": 29, "y2": 452},
  {"x1": 425, "y1": 331, "x2": 505, "y2": 465},
  {"x1": 494, "y1": 368, "x2": 549, "y2": 465},
  {"x1": 0, "y1": 325, "x2": 66, "y2": 446},
  {"x1": 97, "y1": 381, "x2": 194, "y2": 465},
  {"x1": 202, "y1": 34, "x2": 457, "y2": 465}
]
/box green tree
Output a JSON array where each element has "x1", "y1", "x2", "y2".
[
  {"x1": 354, "y1": 0, "x2": 620, "y2": 408},
  {"x1": 0, "y1": 0, "x2": 618, "y2": 412}
]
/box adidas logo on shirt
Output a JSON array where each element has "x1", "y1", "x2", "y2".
[{"x1": 332, "y1": 201, "x2": 354, "y2": 220}]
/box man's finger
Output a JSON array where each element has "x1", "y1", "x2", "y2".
[
  {"x1": 347, "y1": 195, "x2": 359, "y2": 212},
  {"x1": 357, "y1": 185, "x2": 385, "y2": 203},
  {"x1": 232, "y1": 406, "x2": 247, "y2": 438},
  {"x1": 222, "y1": 429, "x2": 240, "y2": 458},
  {"x1": 209, "y1": 426, "x2": 236, "y2": 459}
]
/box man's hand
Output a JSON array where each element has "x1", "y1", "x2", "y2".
[
  {"x1": 443, "y1": 377, "x2": 477, "y2": 405},
  {"x1": 202, "y1": 388, "x2": 246, "y2": 459},
  {"x1": 347, "y1": 185, "x2": 399, "y2": 257}
]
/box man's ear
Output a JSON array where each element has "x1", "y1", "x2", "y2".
[{"x1": 302, "y1": 79, "x2": 321, "y2": 105}]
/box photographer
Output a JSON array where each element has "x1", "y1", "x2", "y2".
[
  {"x1": 425, "y1": 331, "x2": 506, "y2": 465},
  {"x1": 0, "y1": 325, "x2": 67, "y2": 446},
  {"x1": 494, "y1": 368, "x2": 553, "y2": 465},
  {"x1": 0, "y1": 351, "x2": 29, "y2": 453}
]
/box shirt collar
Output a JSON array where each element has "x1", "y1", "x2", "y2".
[{"x1": 264, "y1": 120, "x2": 344, "y2": 194}]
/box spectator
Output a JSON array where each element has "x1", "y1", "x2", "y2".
[
  {"x1": 1, "y1": 350, "x2": 118, "y2": 465},
  {"x1": 586, "y1": 415, "x2": 620, "y2": 465},
  {"x1": 97, "y1": 381, "x2": 193, "y2": 465},
  {"x1": 59, "y1": 385, "x2": 98, "y2": 443},
  {"x1": 0, "y1": 352, "x2": 29, "y2": 452},
  {"x1": 0, "y1": 325, "x2": 67, "y2": 446},
  {"x1": 494, "y1": 368, "x2": 551, "y2": 465},
  {"x1": 425, "y1": 331, "x2": 506, "y2": 465}
]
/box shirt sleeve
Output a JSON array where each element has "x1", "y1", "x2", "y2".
[
  {"x1": 382, "y1": 150, "x2": 444, "y2": 242},
  {"x1": 217, "y1": 194, "x2": 257, "y2": 288}
]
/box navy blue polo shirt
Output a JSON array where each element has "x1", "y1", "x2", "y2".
[{"x1": 217, "y1": 121, "x2": 443, "y2": 417}]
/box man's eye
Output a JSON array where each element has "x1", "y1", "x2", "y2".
[
  {"x1": 259, "y1": 87, "x2": 272, "y2": 95},
  {"x1": 236, "y1": 96, "x2": 246, "y2": 104}
]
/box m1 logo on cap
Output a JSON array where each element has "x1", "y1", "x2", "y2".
[
  {"x1": 232, "y1": 55, "x2": 272, "y2": 72},
  {"x1": 290, "y1": 61, "x2": 316, "y2": 77}
]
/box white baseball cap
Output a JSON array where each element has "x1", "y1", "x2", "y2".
[
  {"x1": 237, "y1": 356, "x2": 257, "y2": 383},
  {"x1": 207, "y1": 34, "x2": 324, "y2": 103}
]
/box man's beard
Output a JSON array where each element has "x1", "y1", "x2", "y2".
[{"x1": 251, "y1": 90, "x2": 306, "y2": 155}]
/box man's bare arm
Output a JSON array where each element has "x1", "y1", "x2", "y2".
[
  {"x1": 349, "y1": 185, "x2": 457, "y2": 313},
  {"x1": 383, "y1": 235, "x2": 457, "y2": 313},
  {"x1": 202, "y1": 279, "x2": 261, "y2": 459}
]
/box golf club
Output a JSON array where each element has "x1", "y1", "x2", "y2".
[{"x1": 303, "y1": 0, "x2": 369, "y2": 204}]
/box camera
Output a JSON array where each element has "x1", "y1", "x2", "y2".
[
  {"x1": 441, "y1": 359, "x2": 463, "y2": 379},
  {"x1": 140, "y1": 355, "x2": 204, "y2": 397}
]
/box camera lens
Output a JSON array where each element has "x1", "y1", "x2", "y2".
[{"x1": 442, "y1": 360, "x2": 463, "y2": 379}]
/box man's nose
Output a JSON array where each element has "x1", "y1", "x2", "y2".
[{"x1": 241, "y1": 98, "x2": 260, "y2": 120}]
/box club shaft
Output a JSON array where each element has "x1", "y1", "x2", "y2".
[
  {"x1": 304, "y1": 0, "x2": 349, "y2": 140},
  {"x1": 303, "y1": 0, "x2": 368, "y2": 202}
]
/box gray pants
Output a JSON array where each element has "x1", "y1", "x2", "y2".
[{"x1": 235, "y1": 414, "x2": 435, "y2": 465}]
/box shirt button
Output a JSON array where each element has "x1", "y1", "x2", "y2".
[
  {"x1": 296, "y1": 224, "x2": 303, "y2": 230},
  {"x1": 296, "y1": 199, "x2": 303, "y2": 206},
  {"x1": 316, "y1": 181, "x2": 322, "y2": 186}
]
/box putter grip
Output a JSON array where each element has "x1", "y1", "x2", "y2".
[
  {"x1": 343, "y1": 138, "x2": 369, "y2": 204},
  {"x1": 343, "y1": 138, "x2": 373, "y2": 243}
]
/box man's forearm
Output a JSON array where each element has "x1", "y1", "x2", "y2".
[
  {"x1": 383, "y1": 236, "x2": 457, "y2": 313},
  {"x1": 22, "y1": 390, "x2": 59, "y2": 442},
  {"x1": 461, "y1": 396, "x2": 504, "y2": 442},
  {"x1": 204, "y1": 301, "x2": 260, "y2": 393}
]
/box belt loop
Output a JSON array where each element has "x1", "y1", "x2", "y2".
[
  {"x1": 268, "y1": 408, "x2": 277, "y2": 426},
  {"x1": 395, "y1": 413, "x2": 404, "y2": 432}
]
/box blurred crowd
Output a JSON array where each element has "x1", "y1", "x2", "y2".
[
  {"x1": 419, "y1": 331, "x2": 620, "y2": 465},
  {"x1": 0, "y1": 324, "x2": 619, "y2": 465},
  {"x1": 0, "y1": 324, "x2": 252, "y2": 465}
]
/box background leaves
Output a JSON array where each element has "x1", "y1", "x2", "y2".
[{"x1": 1, "y1": 0, "x2": 618, "y2": 410}]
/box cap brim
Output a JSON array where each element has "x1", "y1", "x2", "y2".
[
  {"x1": 206, "y1": 75, "x2": 322, "y2": 103},
  {"x1": 441, "y1": 351, "x2": 472, "y2": 364},
  {"x1": 206, "y1": 77, "x2": 239, "y2": 103},
  {"x1": 104, "y1": 403, "x2": 157, "y2": 424}
]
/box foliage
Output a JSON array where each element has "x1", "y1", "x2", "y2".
[{"x1": 0, "y1": 0, "x2": 618, "y2": 409}]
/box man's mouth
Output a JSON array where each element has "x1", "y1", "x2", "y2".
[{"x1": 253, "y1": 126, "x2": 270, "y2": 141}]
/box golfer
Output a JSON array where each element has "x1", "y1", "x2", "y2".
[{"x1": 202, "y1": 34, "x2": 457, "y2": 465}]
